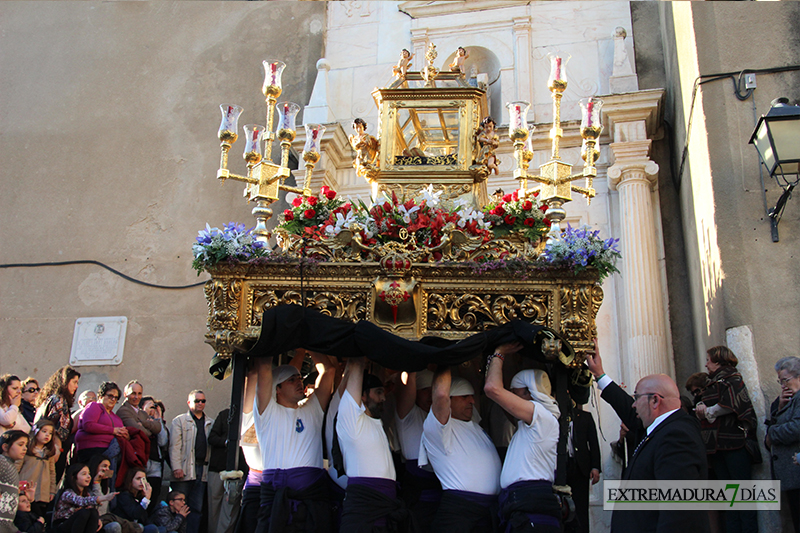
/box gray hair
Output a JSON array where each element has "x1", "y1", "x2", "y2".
[
  {"x1": 124, "y1": 380, "x2": 143, "y2": 396},
  {"x1": 775, "y1": 356, "x2": 800, "y2": 377}
]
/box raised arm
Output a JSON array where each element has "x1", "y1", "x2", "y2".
[
  {"x1": 431, "y1": 366, "x2": 452, "y2": 425},
  {"x1": 242, "y1": 362, "x2": 257, "y2": 415},
  {"x1": 395, "y1": 372, "x2": 417, "y2": 420},
  {"x1": 484, "y1": 343, "x2": 532, "y2": 424},
  {"x1": 309, "y1": 351, "x2": 335, "y2": 411},
  {"x1": 344, "y1": 357, "x2": 366, "y2": 406},
  {"x1": 255, "y1": 357, "x2": 273, "y2": 415}
]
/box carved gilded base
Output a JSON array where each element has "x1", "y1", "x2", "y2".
[{"x1": 204, "y1": 261, "x2": 602, "y2": 368}]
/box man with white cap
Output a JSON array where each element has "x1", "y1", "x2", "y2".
[
  {"x1": 395, "y1": 370, "x2": 440, "y2": 530},
  {"x1": 420, "y1": 365, "x2": 502, "y2": 532},
  {"x1": 335, "y1": 356, "x2": 413, "y2": 532},
  {"x1": 253, "y1": 350, "x2": 334, "y2": 533},
  {"x1": 484, "y1": 343, "x2": 563, "y2": 533}
]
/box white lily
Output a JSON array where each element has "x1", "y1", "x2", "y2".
[
  {"x1": 397, "y1": 204, "x2": 420, "y2": 224},
  {"x1": 419, "y1": 184, "x2": 443, "y2": 206}
]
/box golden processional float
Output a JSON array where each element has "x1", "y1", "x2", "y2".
[{"x1": 197, "y1": 45, "x2": 618, "y2": 474}]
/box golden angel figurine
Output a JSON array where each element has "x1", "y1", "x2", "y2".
[
  {"x1": 349, "y1": 118, "x2": 380, "y2": 177},
  {"x1": 392, "y1": 49, "x2": 414, "y2": 78},
  {"x1": 475, "y1": 116, "x2": 500, "y2": 175}
]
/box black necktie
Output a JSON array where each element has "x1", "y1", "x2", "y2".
[{"x1": 330, "y1": 412, "x2": 346, "y2": 477}]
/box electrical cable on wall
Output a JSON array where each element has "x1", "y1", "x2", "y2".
[{"x1": 0, "y1": 260, "x2": 207, "y2": 289}]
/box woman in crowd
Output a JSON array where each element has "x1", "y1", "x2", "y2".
[
  {"x1": 52, "y1": 462, "x2": 116, "y2": 533},
  {"x1": 35, "y1": 365, "x2": 81, "y2": 481},
  {"x1": 1, "y1": 430, "x2": 29, "y2": 533},
  {"x1": 766, "y1": 356, "x2": 800, "y2": 533},
  {"x1": 141, "y1": 397, "x2": 168, "y2": 513},
  {"x1": 695, "y1": 346, "x2": 758, "y2": 533},
  {"x1": 151, "y1": 491, "x2": 189, "y2": 533},
  {"x1": 19, "y1": 378, "x2": 39, "y2": 427},
  {"x1": 75, "y1": 382, "x2": 128, "y2": 464},
  {"x1": 0, "y1": 374, "x2": 31, "y2": 434},
  {"x1": 19, "y1": 419, "x2": 57, "y2": 517},
  {"x1": 115, "y1": 468, "x2": 165, "y2": 533}
]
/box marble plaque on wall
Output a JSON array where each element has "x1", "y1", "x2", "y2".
[{"x1": 69, "y1": 316, "x2": 127, "y2": 366}]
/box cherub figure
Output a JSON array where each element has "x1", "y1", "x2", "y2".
[
  {"x1": 349, "y1": 118, "x2": 380, "y2": 177},
  {"x1": 475, "y1": 116, "x2": 500, "y2": 175},
  {"x1": 449, "y1": 46, "x2": 470, "y2": 76},
  {"x1": 392, "y1": 49, "x2": 414, "y2": 78}
]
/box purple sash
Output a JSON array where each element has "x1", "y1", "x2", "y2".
[
  {"x1": 498, "y1": 480, "x2": 560, "y2": 530},
  {"x1": 347, "y1": 476, "x2": 397, "y2": 499},
  {"x1": 445, "y1": 489, "x2": 497, "y2": 507},
  {"x1": 244, "y1": 468, "x2": 262, "y2": 489},
  {"x1": 405, "y1": 459, "x2": 441, "y2": 503},
  {"x1": 261, "y1": 466, "x2": 325, "y2": 492}
]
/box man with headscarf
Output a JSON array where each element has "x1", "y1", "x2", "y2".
[
  {"x1": 335, "y1": 356, "x2": 413, "y2": 532},
  {"x1": 484, "y1": 342, "x2": 563, "y2": 532},
  {"x1": 419, "y1": 365, "x2": 502, "y2": 532},
  {"x1": 253, "y1": 351, "x2": 334, "y2": 533},
  {"x1": 395, "y1": 370, "x2": 440, "y2": 530}
]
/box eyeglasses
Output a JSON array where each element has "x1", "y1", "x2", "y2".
[
  {"x1": 778, "y1": 376, "x2": 796, "y2": 386},
  {"x1": 172, "y1": 497, "x2": 186, "y2": 502},
  {"x1": 633, "y1": 392, "x2": 663, "y2": 401},
  {"x1": 193, "y1": 399, "x2": 206, "y2": 404},
  {"x1": 105, "y1": 394, "x2": 120, "y2": 401},
  {"x1": 23, "y1": 388, "x2": 40, "y2": 393}
]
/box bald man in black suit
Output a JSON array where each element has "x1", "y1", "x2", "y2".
[{"x1": 585, "y1": 342, "x2": 710, "y2": 533}]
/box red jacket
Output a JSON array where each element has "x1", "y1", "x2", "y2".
[{"x1": 115, "y1": 427, "x2": 151, "y2": 488}]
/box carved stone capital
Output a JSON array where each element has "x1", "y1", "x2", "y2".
[{"x1": 608, "y1": 158, "x2": 659, "y2": 191}]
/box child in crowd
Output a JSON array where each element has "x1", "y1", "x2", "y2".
[
  {"x1": 52, "y1": 462, "x2": 116, "y2": 533},
  {"x1": 0, "y1": 430, "x2": 29, "y2": 532},
  {"x1": 14, "y1": 492, "x2": 45, "y2": 533},
  {"x1": 19, "y1": 419, "x2": 57, "y2": 516},
  {"x1": 151, "y1": 491, "x2": 190, "y2": 533},
  {"x1": 87, "y1": 455, "x2": 127, "y2": 533},
  {"x1": 115, "y1": 468, "x2": 165, "y2": 533}
]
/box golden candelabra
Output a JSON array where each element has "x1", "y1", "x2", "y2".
[
  {"x1": 510, "y1": 53, "x2": 603, "y2": 242},
  {"x1": 216, "y1": 60, "x2": 324, "y2": 241}
]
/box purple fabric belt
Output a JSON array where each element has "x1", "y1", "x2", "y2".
[
  {"x1": 348, "y1": 476, "x2": 397, "y2": 499},
  {"x1": 244, "y1": 468, "x2": 262, "y2": 489},
  {"x1": 445, "y1": 489, "x2": 497, "y2": 507},
  {"x1": 498, "y1": 480, "x2": 560, "y2": 531},
  {"x1": 261, "y1": 467, "x2": 325, "y2": 492}
]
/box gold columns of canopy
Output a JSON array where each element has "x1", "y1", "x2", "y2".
[
  {"x1": 510, "y1": 53, "x2": 603, "y2": 242},
  {"x1": 215, "y1": 60, "x2": 323, "y2": 241}
]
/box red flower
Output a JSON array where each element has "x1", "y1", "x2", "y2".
[
  {"x1": 325, "y1": 189, "x2": 337, "y2": 200},
  {"x1": 533, "y1": 190, "x2": 540, "y2": 197},
  {"x1": 504, "y1": 215, "x2": 517, "y2": 225},
  {"x1": 307, "y1": 196, "x2": 318, "y2": 206},
  {"x1": 292, "y1": 197, "x2": 303, "y2": 207},
  {"x1": 522, "y1": 200, "x2": 533, "y2": 211},
  {"x1": 512, "y1": 190, "x2": 519, "y2": 201},
  {"x1": 383, "y1": 202, "x2": 393, "y2": 212},
  {"x1": 304, "y1": 209, "x2": 316, "y2": 219},
  {"x1": 502, "y1": 193, "x2": 513, "y2": 203},
  {"x1": 495, "y1": 205, "x2": 506, "y2": 216},
  {"x1": 283, "y1": 210, "x2": 294, "y2": 221},
  {"x1": 523, "y1": 218, "x2": 535, "y2": 227},
  {"x1": 539, "y1": 204, "x2": 548, "y2": 212},
  {"x1": 544, "y1": 218, "x2": 552, "y2": 227}
]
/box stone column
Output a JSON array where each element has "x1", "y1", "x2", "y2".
[
  {"x1": 512, "y1": 17, "x2": 533, "y2": 105},
  {"x1": 604, "y1": 89, "x2": 669, "y2": 385}
]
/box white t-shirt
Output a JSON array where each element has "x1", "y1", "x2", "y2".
[
  {"x1": 336, "y1": 390, "x2": 396, "y2": 481},
  {"x1": 240, "y1": 410, "x2": 263, "y2": 471},
  {"x1": 420, "y1": 410, "x2": 501, "y2": 495},
  {"x1": 253, "y1": 394, "x2": 324, "y2": 471},
  {"x1": 395, "y1": 405, "x2": 426, "y2": 461},
  {"x1": 500, "y1": 403, "x2": 559, "y2": 488},
  {"x1": 325, "y1": 391, "x2": 348, "y2": 489}
]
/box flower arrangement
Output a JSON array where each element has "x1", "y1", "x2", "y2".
[
  {"x1": 542, "y1": 224, "x2": 621, "y2": 281},
  {"x1": 482, "y1": 189, "x2": 550, "y2": 241},
  {"x1": 279, "y1": 186, "x2": 351, "y2": 240},
  {"x1": 192, "y1": 222, "x2": 269, "y2": 274}
]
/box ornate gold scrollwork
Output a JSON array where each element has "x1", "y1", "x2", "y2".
[{"x1": 426, "y1": 291, "x2": 552, "y2": 332}]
